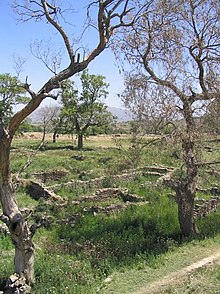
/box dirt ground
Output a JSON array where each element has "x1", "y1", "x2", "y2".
[
  {"x1": 134, "y1": 249, "x2": 220, "y2": 294},
  {"x1": 16, "y1": 132, "x2": 129, "y2": 141}
]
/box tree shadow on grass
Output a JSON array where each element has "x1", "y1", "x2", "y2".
[
  {"x1": 54, "y1": 206, "x2": 182, "y2": 272},
  {"x1": 0, "y1": 278, "x2": 7, "y2": 291},
  {"x1": 40, "y1": 144, "x2": 94, "y2": 152}
]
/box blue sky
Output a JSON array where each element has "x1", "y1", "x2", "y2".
[{"x1": 0, "y1": 0, "x2": 125, "y2": 108}]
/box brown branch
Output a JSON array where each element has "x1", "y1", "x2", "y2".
[
  {"x1": 189, "y1": 46, "x2": 208, "y2": 95},
  {"x1": 143, "y1": 61, "x2": 187, "y2": 102},
  {"x1": 40, "y1": 0, "x2": 75, "y2": 64}
]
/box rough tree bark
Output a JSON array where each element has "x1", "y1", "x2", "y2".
[
  {"x1": 176, "y1": 183, "x2": 198, "y2": 236},
  {"x1": 0, "y1": 132, "x2": 34, "y2": 285},
  {"x1": 77, "y1": 133, "x2": 83, "y2": 150},
  {"x1": 180, "y1": 99, "x2": 198, "y2": 235},
  {"x1": 172, "y1": 97, "x2": 198, "y2": 236}
]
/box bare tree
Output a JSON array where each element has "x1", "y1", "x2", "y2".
[
  {"x1": 0, "y1": 0, "x2": 141, "y2": 287},
  {"x1": 37, "y1": 105, "x2": 60, "y2": 142},
  {"x1": 122, "y1": 74, "x2": 178, "y2": 134},
  {"x1": 116, "y1": 0, "x2": 220, "y2": 236}
]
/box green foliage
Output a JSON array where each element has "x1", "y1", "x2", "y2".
[
  {"x1": 60, "y1": 70, "x2": 114, "y2": 148},
  {"x1": 17, "y1": 118, "x2": 35, "y2": 134},
  {"x1": 16, "y1": 188, "x2": 38, "y2": 208},
  {"x1": 0, "y1": 234, "x2": 13, "y2": 251},
  {"x1": 0, "y1": 73, "x2": 29, "y2": 124},
  {"x1": 0, "y1": 234, "x2": 14, "y2": 279}
]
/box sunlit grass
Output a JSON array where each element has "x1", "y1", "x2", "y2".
[{"x1": 2, "y1": 133, "x2": 220, "y2": 293}]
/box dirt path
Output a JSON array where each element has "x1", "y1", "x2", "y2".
[{"x1": 134, "y1": 249, "x2": 220, "y2": 294}]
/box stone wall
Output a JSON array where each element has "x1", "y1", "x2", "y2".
[
  {"x1": 48, "y1": 165, "x2": 171, "y2": 193},
  {"x1": 194, "y1": 196, "x2": 220, "y2": 218}
]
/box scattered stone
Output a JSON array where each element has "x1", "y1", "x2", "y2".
[
  {"x1": 198, "y1": 187, "x2": 220, "y2": 196},
  {"x1": 194, "y1": 196, "x2": 220, "y2": 218},
  {"x1": 120, "y1": 192, "x2": 144, "y2": 202},
  {"x1": 141, "y1": 165, "x2": 173, "y2": 174},
  {"x1": 48, "y1": 165, "x2": 174, "y2": 193},
  {"x1": 32, "y1": 170, "x2": 68, "y2": 183},
  {"x1": 72, "y1": 155, "x2": 85, "y2": 161},
  {"x1": 26, "y1": 181, "x2": 65, "y2": 203},
  {"x1": 0, "y1": 224, "x2": 9, "y2": 235},
  {"x1": 4, "y1": 274, "x2": 31, "y2": 294},
  {"x1": 142, "y1": 171, "x2": 164, "y2": 177},
  {"x1": 80, "y1": 188, "x2": 145, "y2": 204},
  {"x1": 83, "y1": 201, "x2": 148, "y2": 215},
  {"x1": 104, "y1": 276, "x2": 113, "y2": 283},
  {"x1": 9, "y1": 274, "x2": 19, "y2": 284}
]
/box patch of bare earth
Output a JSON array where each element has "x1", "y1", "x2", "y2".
[{"x1": 134, "y1": 250, "x2": 220, "y2": 294}]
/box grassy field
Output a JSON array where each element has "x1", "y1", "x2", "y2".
[{"x1": 0, "y1": 133, "x2": 220, "y2": 293}]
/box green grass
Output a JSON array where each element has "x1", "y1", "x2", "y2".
[
  {"x1": 197, "y1": 206, "x2": 220, "y2": 238},
  {"x1": 16, "y1": 188, "x2": 38, "y2": 208},
  {"x1": 35, "y1": 251, "x2": 98, "y2": 294},
  {"x1": 161, "y1": 261, "x2": 220, "y2": 294},
  {"x1": 30, "y1": 199, "x2": 179, "y2": 293},
  {"x1": 1, "y1": 134, "x2": 220, "y2": 293},
  {"x1": 0, "y1": 234, "x2": 14, "y2": 279},
  {"x1": 100, "y1": 235, "x2": 220, "y2": 294}
]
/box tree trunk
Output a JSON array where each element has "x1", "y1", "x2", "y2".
[
  {"x1": 0, "y1": 135, "x2": 35, "y2": 286},
  {"x1": 53, "y1": 130, "x2": 57, "y2": 143},
  {"x1": 177, "y1": 98, "x2": 199, "y2": 236},
  {"x1": 176, "y1": 183, "x2": 198, "y2": 236},
  {"x1": 77, "y1": 133, "x2": 83, "y2": 150}
]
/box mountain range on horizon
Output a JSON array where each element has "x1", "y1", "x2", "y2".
[
  {"x1": 29, "y1": 106, "x2": 133, "y2": 123},
  {"x1": 107, "y1": 106, "x2": 132, "y2": 122}
]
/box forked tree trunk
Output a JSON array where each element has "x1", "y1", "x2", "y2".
[{"x1": 0, "y1": 136, "x2": 35, "y2": 286}]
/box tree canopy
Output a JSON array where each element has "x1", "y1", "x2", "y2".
[
  {"x1": 60, "y1": 70, "x2": 114, "y2": 149},
  {"x1": 0, "y1": 73, "x2": 29, "y2": 125}
]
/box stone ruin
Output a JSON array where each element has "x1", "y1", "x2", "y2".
[
  {"x1": 0, "y1": 274, "x2": 31, "y2": 294},
  {"x1": 20, "y1": 166, "x2": 220, "y2": 227},
  {"x1": 26, "y1": 181, "x2": 65, "y2": 203},
  {"x1": 194, "y1": 196, "x2": 220, "y2": 218},
  {"x1": 31, "y1": 170, "x2": 68, "y2": 183}
]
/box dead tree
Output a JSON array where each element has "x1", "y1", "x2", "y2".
[{"x1": 117, "y1": 0, "x2": 220, "y2": 236}]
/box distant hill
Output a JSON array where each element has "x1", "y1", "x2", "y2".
[
  {"x1": 29, "y1": 110, "x2": 41, "y2": 124},
  {"x1": 29, "y1": 106, "x2": 133, "y2": 124},
  {"x1": 107, "y1": 107, "x2": 132, "y2": 122}
]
